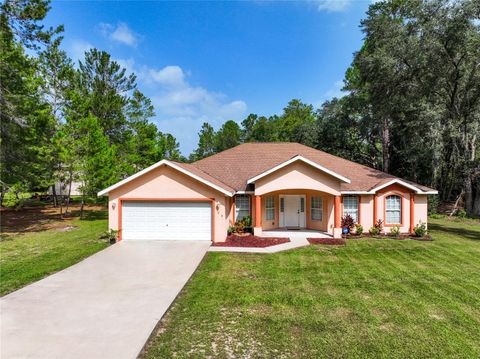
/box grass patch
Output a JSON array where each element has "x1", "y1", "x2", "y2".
[
  {"x1": 143, "y1": 217, "x2": 480, "y2": 358},
  {"x1": 0, "y1": 210, "x2": 108, "y2": 296}
]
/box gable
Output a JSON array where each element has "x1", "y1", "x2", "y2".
[
  {"x1": 254, "y1": 161, "x2": 342, "y2": 196},
  {"x1": 108, "y1": 165, "x2": 226, "y2": 200}
]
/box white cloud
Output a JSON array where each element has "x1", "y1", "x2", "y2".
[
  {"x1": 146, "y1": 65, "x2": 186, "y2": 88},
  {"x1": 315, "y1": 80, "x2": 347, "y2": 107},
  {"x1": 69, "y1": 39, "x2": 94, "y2": 62},
  {"x1": 115, "y1": 59, "x2": 247, "y2": 154},
  {"x1": 325, "y1": 80, "x2": 345, "y2": 98},
  {"x1": 100, "y1": 22, "x2": 139, "y2": 47},
  {"x1": 314, "y1": 0, "x2": 351, "y2": 12}
]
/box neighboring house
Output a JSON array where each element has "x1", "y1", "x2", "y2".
[
  {"x1": 49, "y1": 180, "x2": 83, "y2": 196},
  {"x1": 98, "y1": 143, "x2": 437, "y2": 241}
]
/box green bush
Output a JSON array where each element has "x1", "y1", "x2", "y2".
[
  {"x1": 390, "y1": 225, "x2": 400, "y2": 237},
  {"x1": 455, "y1": 209, "x2": 467, "y2": 218},
  {"x1": 368, "y1": 219, "x2": 384, "y2": 236},
  {"x1": 414, "y1": 221, "x2": 427, "y2": 237},
  {"x1": 99, "y1": 229, "x2": 118, "y2": 243},
  {"x1": 227, "y1": 226, "x2": 235, "y2": 235},
  {"x1": 427, "y1": 194, "x2": 439, "y2": 215},
  {"x1": 354, "y1": 223, "x2": 363, "y2": 235},
  {"x1": 1, "y1": 183, "x2": 32, "y2": 209}
]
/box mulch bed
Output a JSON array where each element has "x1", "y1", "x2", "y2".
[
  {"x1": 307, "y1": 237, "x2": 346, "y2": 245},
  {"x1": 213, "y1": 234, "x2": 290, "y2": 248}
]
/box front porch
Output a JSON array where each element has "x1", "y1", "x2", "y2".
[{"x1": 245, "y1": 190, "x2": 343, "y2": 238}]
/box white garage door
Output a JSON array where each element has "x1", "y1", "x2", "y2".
[{"x1": 122, "y1": 201, "x2": 212, "y2": 241}]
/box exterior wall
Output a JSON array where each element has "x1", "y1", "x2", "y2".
[
  {"x1": 257, "y1": 189, "x2": 334, "y2": 234},
  {"x1": 414, "y1": 194, "x2": 428, "y2": 229},
  {"x1": 359, "y1": 195, "x2": 374, "y2": 233},
  {"x1": 254, "y1": 161, "x2": 342, "y2": 196},
  {"x1": 107, "y1": 164, "x2": 230, "y2": 242},
  {"x1": 373, "y1": 184, "x2": 428, "y2": 234}
]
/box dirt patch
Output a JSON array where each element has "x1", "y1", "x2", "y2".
[
  {"x1": 0, "y1": 203, "x2": 106, "y2": 236},
  {"x1": 213, "y1": 234, "x2": 290, "y2": 248}
]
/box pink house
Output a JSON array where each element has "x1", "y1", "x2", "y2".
[{"x1": 98, "y1": 143, "x2": 437, "y2": 242}]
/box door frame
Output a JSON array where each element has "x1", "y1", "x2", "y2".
[
  {"x1": 279, "y1": 194, "x2": 306, "y2": 228},
  {"x1": 117, "y1": 197, "x2": 215, "y2": 242}
]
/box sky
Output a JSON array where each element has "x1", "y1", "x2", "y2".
[{"x1": 45, "y1": 0, "x2": 373, "y2": 155}]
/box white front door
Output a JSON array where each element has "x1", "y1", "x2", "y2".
[{"x1": 280, "y1": 195, "x2": 306, "y2": 228}]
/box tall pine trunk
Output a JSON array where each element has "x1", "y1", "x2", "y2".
[
  {"x1": 52, "y1": 184, "x2": 57, "y2": 208},
  {"x1": 382, "y1": 117, "x2": 390, "y2": 173}
]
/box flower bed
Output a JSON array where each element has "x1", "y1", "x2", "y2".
[
  {"x1": 214, "y1": 234, "x2": 290, "y2": 248},
  {"x1": 348, "y1": 233, "x2": 433, "y2": 241},
  {"x1": 307, "y1": 237, "x2": 346, "y2": 245}
]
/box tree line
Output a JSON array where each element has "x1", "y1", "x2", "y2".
[
  {"x1": 1, "y1": 0, "x2": 479, "y2": 216},
  {"x1": 189, "y1": 0, "x2": 480, "y2": 217},
  {"x1": 1, "y1": 0, "x2": 182, "y2": 214}
]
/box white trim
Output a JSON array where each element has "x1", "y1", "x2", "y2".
[
  {"x1": 340, "y1": 191, "x2": 371, "y2": 195},
  {"x1": 246, "y1": 156, "x2": 351, "y2": 184},
  {"x1": 368, "y1": 179, "x2": 437, "y2": 194},
  {"x1": 342, "y1": 183, "x2": 438, "y2": 195},
  {"x1": 235, "y1": 191, "x2": 255, "y2": 194},
  {"x1": 97, "y1": 160, "x2": 234, "y2": 197}
]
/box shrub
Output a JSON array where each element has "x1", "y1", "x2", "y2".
[
  {"x1": 243, "y1": 215, "x2": 252, "y2": 227},
  {"x1": 341, "y1": 214, "x2": 355, "y2": 230},
  {"x1": 427, "y1": 194, "x2": 439, "y2": 215},
  {"x1": 390, "y1": 225, "x2": 400, "y2": 237},
  {"x1": 354, "y1": 223, "x2": 363, "y2": 235},
  {"x1": 99, "y1": 229, "x2": 118, "y2": 244},
  {"x1": 234, "y1": 220, "x2": 246, "y2": 233},
  {"x1": 369, "y1": 219, "x2": 384, "y2": 236},
  {"x1": 227, "y1": 226, "x2": 235, "y2": 235},
  {"x1": 414, "y1": 221, "x2": 427, "y2": 237},
  {"x1": 455, "y1": 209, "x2": 467, "y2": 218}
]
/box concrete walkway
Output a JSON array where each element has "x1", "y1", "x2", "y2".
[
  {"x1": 209, "y1": 230, "x2": 332, "y2": 254},
  {"x1": 1, "y1": 240, "x2": 210, "y2": 359},
  {"x1": 209, "y1": 236, "x2": 310, "y2": 253}
]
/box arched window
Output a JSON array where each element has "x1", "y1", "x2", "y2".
[{"x1": 385, "y1": 195, "x2": 402, "y2": 224}]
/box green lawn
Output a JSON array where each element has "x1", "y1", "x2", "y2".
[
  {"x1": 0, "y1": 210, "x2": 109, "y2": 296},
  {"x1": 143, "y1": 217, "x2": 480, "y2": 358}
]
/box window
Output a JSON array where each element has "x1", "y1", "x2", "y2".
[
  {"x1": 343, "y1": 196, "x2": 359, "y2": 223},
  {"x1": 385, "y1": 195, "x2": 402, "y2": 224},
  {"x1": 300, "y1": 197, "x2": 305, "y2": 213},
  {"x1": 235, "y1": 195, "x2": 250, "y2": 221},
  {"x1": 280, "y1": 197, "x2": 285, "y2": 213},
  {"x1": 265, "y1": 196, "x2": 275, "y2": 221},
  {"x1": 311, "y1": 197, "x2": 323, "y2": 221}
]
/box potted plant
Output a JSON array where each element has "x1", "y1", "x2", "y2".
[{"x1": 341, "y1": 214, "x2": 355, "y2": 234}]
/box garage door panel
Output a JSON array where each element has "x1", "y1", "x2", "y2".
[{"x1": 122, "y1": 201, "x2": 211, "y2": 241}]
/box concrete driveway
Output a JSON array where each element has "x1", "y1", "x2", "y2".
[{"x1": 1, "y1": 240, "x2": 210, "y2": 359}]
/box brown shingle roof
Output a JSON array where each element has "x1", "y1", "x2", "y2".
[
  {"x1": 191, "y1": 143, "x2": 435, "y2": 193},
  {"x1": 171, "y1": 161, "x2": 235, "y2": 193}
]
